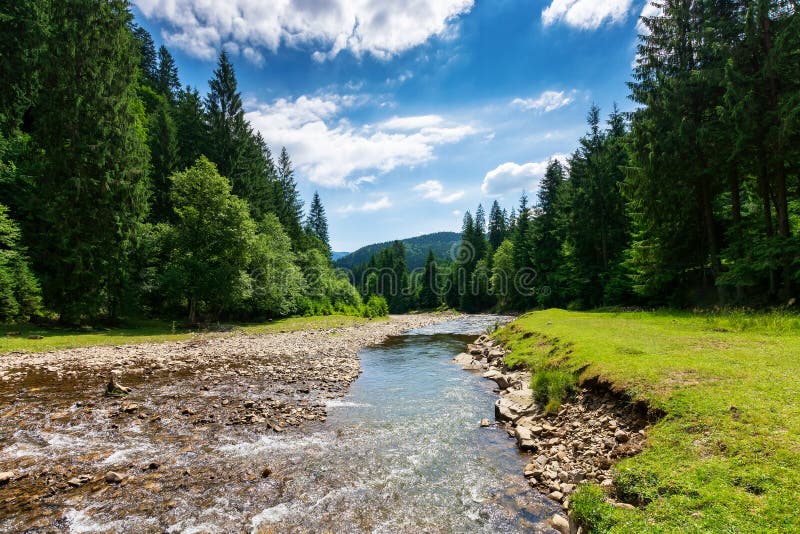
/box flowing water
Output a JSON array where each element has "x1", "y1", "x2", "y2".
[{"x1": 0, "y1": 316, "x2": 559, "y2": 533}]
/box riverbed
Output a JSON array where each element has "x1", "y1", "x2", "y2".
[{"x1": 0, "y1": 315, "x2": 559, "y2": 532}]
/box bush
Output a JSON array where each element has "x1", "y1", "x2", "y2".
[
  {"x1": 570, "y1": 484, "x2": 615, "y2": 533},
  {"x1": 362, "y1": 295, "x2": 389, "y2": 318},
  {"x1": 532, "y1": 369, "x2": 576, "y2": 414}
]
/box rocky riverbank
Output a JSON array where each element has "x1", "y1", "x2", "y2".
[
  {"x1": 455, "y1": 333, "x2": 654, "y2": 534},
  {"x1": 0, "y1": 313, "x2": 457, "y2": 530}
]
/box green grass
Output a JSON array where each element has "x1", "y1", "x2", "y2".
[
  {"x1": 0, "y1": 315, "x2": 379, "y2": 354},
  {"x1": 495, "y1": 309, "x2": 800, "y2": 533}
]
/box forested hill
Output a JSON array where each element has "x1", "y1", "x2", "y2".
[{"x1": 335, "y1": 232, "x2": 460, "y2": 271}]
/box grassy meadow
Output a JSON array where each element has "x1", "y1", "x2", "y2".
[{"x1": 495, "y1": 309, "x2": 800, "y2": 533}]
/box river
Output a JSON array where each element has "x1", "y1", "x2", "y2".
[{"x1": 0, "y1": 315, "x2": 559, "y2": 532}]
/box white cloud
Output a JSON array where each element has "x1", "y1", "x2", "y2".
[
  {"x1": 134, "y1": 0, "x2": 474, "y2": 62},
  {"x1": 381, "y1": 115, "x2": 443, "y2": 130},
  {"x1": 482, "y1": 155, "x2": 569, "y2": 196},
  {"x1": 246, "y1": 96, "x2": 476, "y2": 188},
  {"x1": 542, "y1": 0, "x2": 634, "y2": 29},
  {"x1": 337, "y1": 196, "x2": 393, "y2": 214},
  {"x1": 511, "y1": 90, "x2": 576, "y2": 113},
  {"x1": 347, "y1": 175, "x2": 377, "y2": 191},
  {"x1": 412, "y1": 180, "x2": 465, "y2": 204}
]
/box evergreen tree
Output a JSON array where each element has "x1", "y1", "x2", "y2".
[
  {"x1": 305, "y1": 191, "x2": 330, "y2": 249},
  {"x1": 32, "y1": 0, "x2": 150, "y2": 322},
  {"x1": 155, "y1": 45, "x2": 180, "y2": 101},
  {"x1": 147, "y1": 96, "x2": 178, "y2": 223},
  {"x1": 418, "y1": 249, "x2": 440, "y2": 309},
  {"x1": 511, "y1": 193, "x2": 534, "y2": 309},
  {"x1": 531, "y1": 159, "x2": 566, "y2": 306},
  {"x1": 488, "y1": 200, "x2": 508, "y2": 251},
  {"x1": 0, "y1": 0, "x2": 49, "y2": 131},
  {"x1": 0, "y1": 203, "x2": 41, "y2": 321},
  {"x1": 131, "y1": 24, "x2": 157, "y2": 86},
  {"x1": 174, "y1": 86, "x2": 207, "y2": 170},
  {"x1": 275, "y1": 147, "x2": 305, "y2": 245}
]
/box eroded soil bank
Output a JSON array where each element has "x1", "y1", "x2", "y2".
[
  {"x1": 0, "y1": 313, "x2": 455, "y2": 531},
  {"x1": 456, "y1": 334, "x2": 660, "y2": 533}
]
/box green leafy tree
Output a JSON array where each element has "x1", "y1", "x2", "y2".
[
  {"x1": 249, "y1": 213, "x2": 305, "y2": 317},
  {"x1": 491, "y1": 239, "x2": 515, "y2": 309},
  {"x1": 162, "y1": 157, "x2": 256, "y2": 322}
]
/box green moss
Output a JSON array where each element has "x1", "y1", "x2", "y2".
[{"x1": 494, "y1": 309, "x2": 800, "y2": 533}]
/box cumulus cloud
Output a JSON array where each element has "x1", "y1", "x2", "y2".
[
  {"x1": 542, "y1": 0, "x2": 634, "y2": 29},
  {"x1": 482, "y1": 155, "x2": 569, "y2": 196},
  {"x1": 246, "y1": 95, "x2": 476, "y2": 188},
  {"x1": 512, "y1": 90, "x2": 576, "y2": 112},
  {"x1": 381, "y1": 115, "x2": 444, "y2": 130},
  {"x1": 412, "y1": 180, "x2": 465, "y2": 204},
  {"x1": 134, "y1": 0, "x2": 474, "y2": 62},
  {"x1": 337, "y1": 196, "x2": 393, "y2": 214}
]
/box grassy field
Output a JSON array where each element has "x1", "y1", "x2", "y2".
[
  {"x1": 0, "y1": 315, "x2": 382, "y2": 354},
  {"x1": 495, "y1": 309, "x2": 800, "y2": 533}
]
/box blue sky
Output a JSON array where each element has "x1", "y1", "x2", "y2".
[{"x1": 132, "y1": 0, "x2": 654, "y2": 252}]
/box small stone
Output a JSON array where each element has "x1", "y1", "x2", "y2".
[
  {"x1": 548, "y1": 490, "x2": 564, "y2": 502},
  {"x1": 105, "y1": 471, "x2": 125, "y2": 484},
  {"x1": 613, "y1": 502, "x2": 635, "y2": 510},
  {"x1": 121, "y1": 402, "x2": 139, "y2": 413},
  {"x1": 221, "y1": 399, "x2": 230, "y2": 406},
  {"x1": 261, "y1": 467, "x2": 272, "y2": 478},
  {"x1": 0, "y1": 471, "x2": 14, "y2": 484},
  {"x1": 480, "y1": 418, "x2": 491, "y2": 427},
  {"x1": 147, "y1": 462, "x2": 159, "y2": 471},
  {"x1": 68, "y1": 474, "x2": 92, "y2": 487},
  {"x1": 549, "y1": 513, "x2": 570, "y2": 534},
  {"x1": 614, "y1": 429, "x2": 629, "y2": 443}
]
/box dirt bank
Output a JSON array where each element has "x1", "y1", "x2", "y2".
[{"x1": 456, "y1": 334, "x2": 658, "y2": 534}]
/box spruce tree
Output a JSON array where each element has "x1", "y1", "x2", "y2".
[
  {"x1": 488, "y1": 200, "x2": 507, "y2": 251},
  {"x1": 33, "y1": 0, "x2": 150, "y2": 322},
  {"x1": 275, "y1": 147, "x2": 305, "y2": 246},
  {"x1": 418, "y1": 249, "x2": 440, "y2": 309},
  {"x1": 305, "y1": 191, "x2": 330, "y2": 248},
  {"x1": 174, "y1": 86, "x2": 207, "y2": 170},
  {"x1": 155, "y1": 45, "x2": 180, "y2": 101}
]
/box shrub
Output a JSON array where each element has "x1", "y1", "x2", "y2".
[
  {"x1": 570, "y1": 483, "x2": 615, "y2": 533},
  {"x1": 362, "y1": 295, "x2": 389, "y2": 318},
  {"x1": 532, "y1": 369, "x2": 576, "y2": 414}
]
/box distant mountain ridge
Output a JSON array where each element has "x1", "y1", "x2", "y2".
[
  {"x1": 331, "y1": 251, "x2": 350, "y2": 261},
  {"x1": 334, "y1": 232, "x2": 461, "y2": 271}
]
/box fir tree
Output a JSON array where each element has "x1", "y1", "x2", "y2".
[{"x1": 305, "y1": 191, "x2": 330, "y2": 248}]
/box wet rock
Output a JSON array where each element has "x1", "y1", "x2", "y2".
[
  {"x1": 146, "y1": 462, "x2": 159, "y2": 471},
  {"x1": 614, "y1": 429, "x2": 629, "y2": 443},
  {"x1": 105, "y1": 471, "x2": 125, "y2": 484},
  {"x1": 68, "y1": 474, "x2": 92, "y2": 487},
  {"x1": 261, "y1": 467, "x2": 272, "y2": 478},
  {"x1": 105, "y1": 376, "x2": 131, "y2": 397},
  {"x1": 480, "y1": 418, "x2": 491, "y2": 427},
  {"x1": 453, "y1": 353, "x2": 473, "y2": 365},
  {"x1": 549, "y1": 514, "x2": 570, "y2": 534},
  {"x1": 548, "y1": 490, "x2": 564, "y2": 502},
  {"x1": 0, "y1": 471, "x2": 14, "y2": 484},
  {"x1": 121, "y1": 402, "x2": 139, "y2": 413}
]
